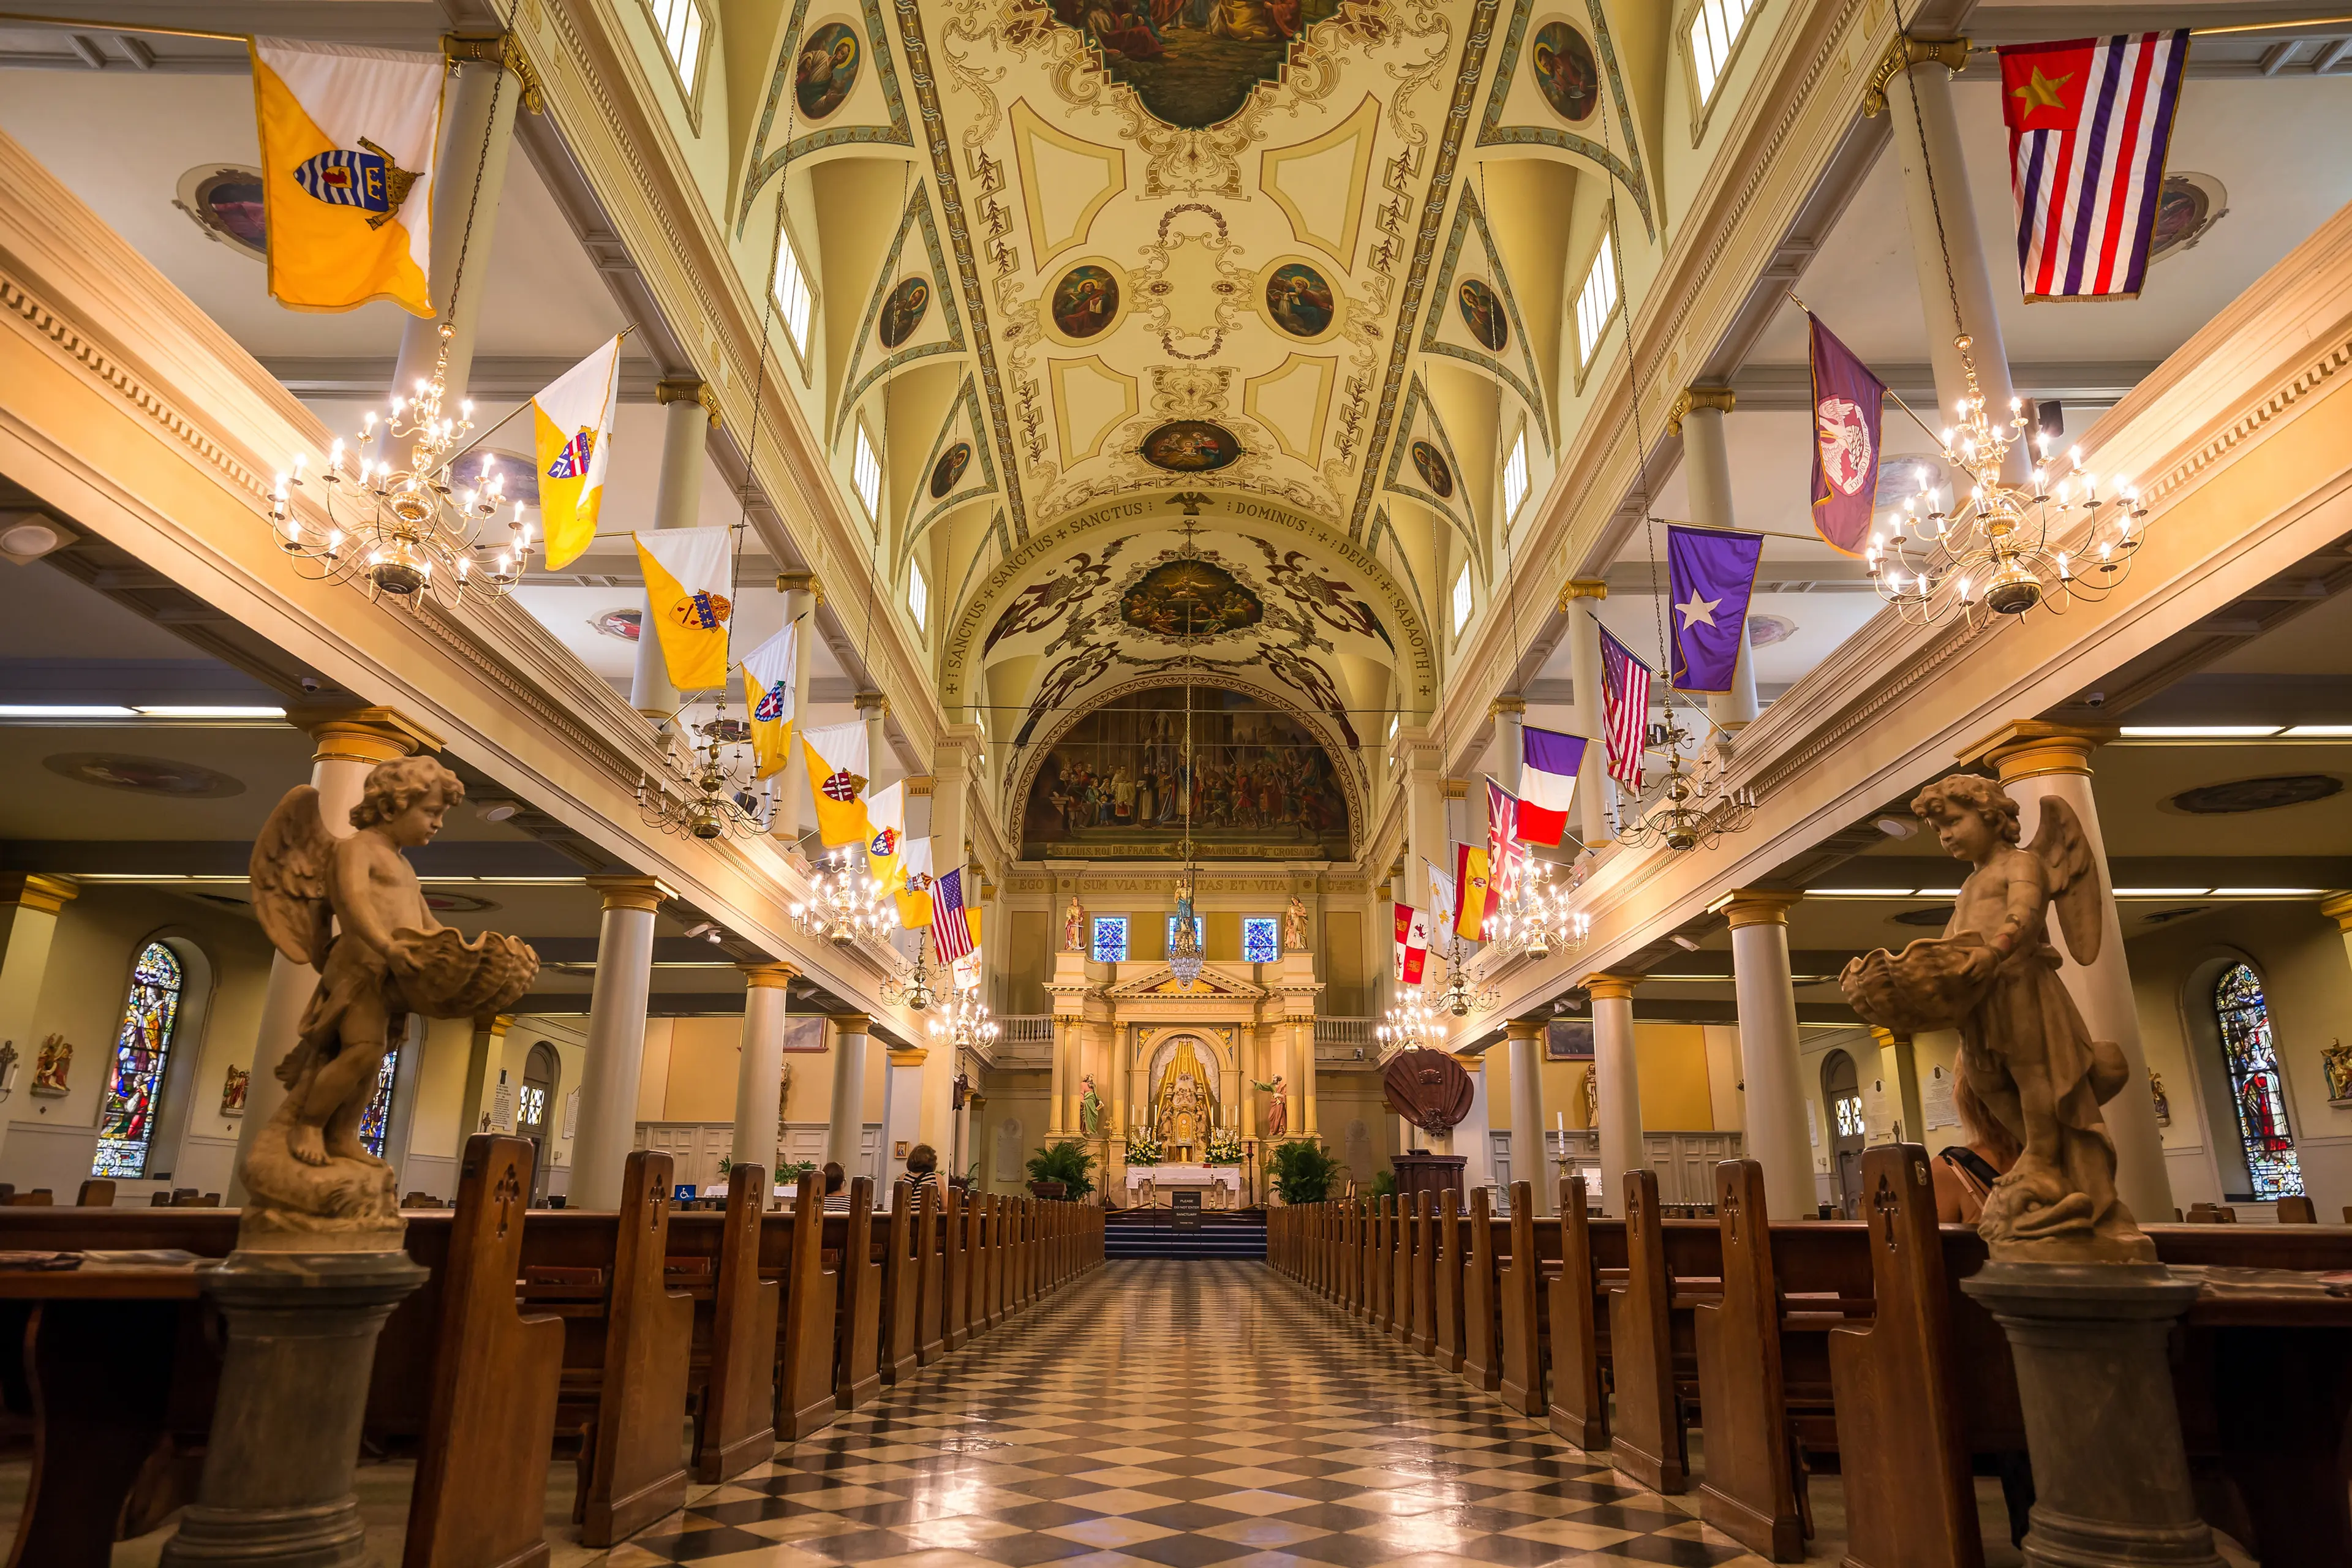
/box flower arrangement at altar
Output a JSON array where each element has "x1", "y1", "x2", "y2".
[
  {"x1": 1205, "y1": 1127, "x2": 1244, "y2": 1166},
  {"x1": 1125, "y1": 1124, "x2": 1165, "y2": 1166}
]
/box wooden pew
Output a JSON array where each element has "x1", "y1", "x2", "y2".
[
  {"x1": 981, "y1": 1194, "x2": 1005, "y2": 1332},
  {"x1": 572, "y1": 1150, "x2": 694, "y2": 1546},
  {"x1": 767, "y1": 1170, "x2": 839, "y2": 1441},
  {"x1": 1431, "y1": 1190, "x2": 1467, "y2": 1374},
  {"x1": 1608, "y1": 1168, "x2": 1691, "y2": 1494},
  {"x1": 1391, "y1": 1193, "x2": 1415, "y2": 1345},
  {"x1": 74, "y1": 1179, "x2": 113, "y2": 1207},
  {"x1": 687, "y1": 1164, "x2": 778, "y2": 1485},
  {"x1": 1373, "y1": 1196, "x2": 1396, "y2": 1332},
  {"x1": 1411, "y1": 1193, "x2": 1436, "y2": 1355},
  {"x1": 913, "y1": 1184, "x2": 946, "y2": 1366},
  {"x1": 876, "y1": 1181, "x2": 922, "y2": 1386},
  {"x1": 832, "y1": 1178, "x2": 884, "y2": 1409},
  {"x1": 1546, "y1": 1175, "x2": 1612, "y2": 1452},
  {"x1": 1460, "y1": 1185, "x2": 1503, "y2": 1392},
  {"x1": 1497, "y1": 1182, "x2": 1554, "y2": 1416},
  {"x1": 942, "y1": 1185, "x2": 972, "y2": 1351},
  {"x1": 1693, "y1": 1159, "x2": 1808, "y2": 1561}
]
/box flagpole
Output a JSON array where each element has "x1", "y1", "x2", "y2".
[
  {"x1": 0, "y1": 12, "x2": 247, "y2": 41},
  {"x1": 1784, "y1": 288, "x2": 1947, "y2": 447}
]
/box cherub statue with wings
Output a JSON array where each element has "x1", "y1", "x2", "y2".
[
  {"x1": 1842, "y1": 774, "x2": 2148, "y2": 1262},
  {"x1": 247, "y1": 756, "x2": 537, "y2": 1240}
]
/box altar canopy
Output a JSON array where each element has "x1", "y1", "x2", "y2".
[{"x1": 1149, "y1": 1037, "x2": 1221, "y2": 1159}]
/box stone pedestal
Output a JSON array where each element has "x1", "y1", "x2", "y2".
[
  {"x1": 1959, "y1": 1262, "x2": 2223, "y2": 1568},
  {"x1": 161, "y1": 1250, "x2": 428, "y2": 1567},
  {"x1": 1391, "y1": 1152, "x2": 1466, "y2": 1205}
]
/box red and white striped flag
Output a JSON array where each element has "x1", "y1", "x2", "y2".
[
  {"x1": 2000, "y1": 32, "x2": 2190, "y2": 303},
  {"x1": 1597, "y1": 624, "x2": 1651, "y2": 792},
  {"x1": 1393, "y1": 903, "x2": 1430, "y2": 986},
  {"x1": 930, "y1": 866, "x2": 974, "y2": 965}
]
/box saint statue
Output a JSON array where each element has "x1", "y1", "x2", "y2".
[
  {"x1": 2322, "y1": 1038, "x2": 2352, "y2": 1104},
  {"x1": 1254, "y1": 1075, "x2": 1289, "y2": 1139},
  {"x1": 1283, "y1": 894, "x2": 1310, "y2": 952},
  {"x1": 1151, "y1": 1039, "x2": 1217, "y2": 1157},
  {"x1": 1841, "y1": 774, "x2": 2147, "y2": 1262},
  {"x1": 1062, "y1": 891, "x2": 1087, "y2": 953},
  {"x1": 1580, "y1": 1064, "x2": 1599, "y2": 1126},
  {"x1": 1079, "y1": 1074, "x2": 1104, "y2": 1137},
  {"x1": 249, "y1": 756, "x2": 538, "y2": 1242}
]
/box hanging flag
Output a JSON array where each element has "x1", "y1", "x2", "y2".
[
  {"x1": 1424, "y1": 858, "x2": 1457, "y2": 937},
  {"x1": 2000, "y1": 32, "x2": 2190, "y2": 303},
  {"x1": 1485, "y1": 778, "x2": 1527, "y2": 905},
  {"x1": 633, "y1": 526, "x2": 734, "y2": 692},
  {"x1": 1807, "y1": 314, "x2": 1888, "y2": 556},
  {"x1": 1667, "y1": 524, "x2": 1765, "y2": 694},
  {"x1": 801, "y1": 721, "x2": 871, "y2": 848},
  {"x1": 1453, "y1": 842, "x2": 1496, "y2": 942},
  {"x1": 1394, "y1": 903, "x2": 1431, "y2": 986},
  {"x1": 249, "y1": 38, "x2": 442, "y2": 315},
  {"x1": 951, "y1": 908, "x2": 984, "y2": 991},
  {"x1": 1597, "y1": 624, "x2": 1653, "y2": 793},
  {"x1": 1518, "y1": 726, "x2": 1589, "y2": 847},
  {"x1": 532, "y1": 338, "x2": 623, "y2": 570},
  {"x1": 865, "y1": 782, "x2": 906, "y2": 894},
  {"x1": 931, "y1": 866, "x2": 974, "y2": 965},
  {"x1": 895, "y1": 837, "x2": 936, "y2": 929},
  {"x1": 739, "y1": 624, "x2": 796, "y2": 780}
]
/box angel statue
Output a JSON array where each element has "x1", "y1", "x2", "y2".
[
  {"x1": 1254, "y1": 1075, "x2": 1289, "y2": 1139},
  {"x1": 1841, "y1": 774, "x2": 2147, "y2": 1262},
  {"x1": 249, "y1": 756, "x2": 538, "y2": 1242}
]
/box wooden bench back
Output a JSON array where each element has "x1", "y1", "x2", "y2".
[
  {"x1": 1693, "y1": 1159, "x2": 1802, "y2": 1559},
  {"x1": 1610, "y1": 1168, "x2": 1687, "y2": 1494},
  {"x1": 913, "y1": 1184, "x2": 946, "y2": 1366},
  {"x1": 767, "y1": 1169, "x2": 839, "y2": 1440},
  {"x1": 941, "y1": 1184, "x2": 971, "y2": 1351},
  {"x1": 1460, "y1": 1186, "x2": 1502, "y2": 1392},
  {"x1": 1390, "y1": 1193, "x2": 1415, "y2": 1344},
  {"x1": 829, "y1": 1178, "x2": 884, "y2": 1409},
  {"x1": 877, "y1": 1180, "x2": 921, "y2": 1385},
  {"x1": 691, "y1": 1164, "x2": 778, "y2": 1484},
  {"x1": 1498, "y1": 1182, "x2": 1554, "y2": 1417},
  {"x1": 1547, "y1": 1175, "x2": 1607, "y2": 1449},
  {"x1": 576, "y1": 1149, "x2": 694, "y2": 1547},
  {"x1": 1431, "y1": 1191, "x2": 1466, "y2": 1374}
]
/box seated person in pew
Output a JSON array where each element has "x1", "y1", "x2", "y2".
[
  {"x1": 821, "y1": 1163, "x2": 852, "y2": 1213},
  {"x1": 1933, "y1": 1079, "x2": 2020, "y2": 1224},
  {"x1": 904, "y1": 1144, "x2": 940, "y2": 1201}
]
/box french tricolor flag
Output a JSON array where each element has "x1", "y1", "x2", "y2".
[{"x1": 1517, "y1": 726, "x2": 1589, "y2": 847}]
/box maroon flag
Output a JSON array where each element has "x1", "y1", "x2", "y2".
[{"x1": 1807, "y1": 314, "x2": 1887, "y2": 556}]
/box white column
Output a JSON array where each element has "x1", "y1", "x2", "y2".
[
  {"x1": 631, "y1": 384, "x2": 717, "y2": 717},
  {"x1": 1880, "y1": 40, "x2": 2027, "y2": 484},
  {"x1": 1457, "y1": 1054, "x2": 1494, "y2": 1189},
  {"x1": 568, "y1": 876, "x2": 666, "y2": 1210},
  {"x1": 1504, "y1": 1020, "x2": 1550, "y2": 1215},
  {"x1": 0, "y1": 876, "x2": 77, "y2": 1170},
  {"x1": 880, "y1": 1047, "x2": 925, "y2": 1189},
  {"x1": 1493, "y1": 698, "x2": 1525, "y2": 794},
  {"x1": 230, "y1": 709, "x2": 440, "y2": 1204},
  {"x1": 1676, "y1": 394, "x2": 1760, "y2": 729},
  {"x1": 922, "y1": 728, "x2": 979, "y2": 1156},
  {"x1": 1721, "y1": 890, "x2": 1814, "y2": 1223},
  {"x1": 1585, "y1": 972, "x2": 1644, "y2": 1218},
  {"x1": 1967, "y1": 724, "x2": 2173, "y2": 1223},
  {"x1": 732, "y1": 964, "x2": 794, "y2": 1172},
  {"x1": 856, "y1": 692, "x2": 891, "y2": 791},
  {"x1": 1396, "y1": 726, "x2": 1444, "y2": 910},
  {"x1": 390, "y1": 44, "x2": 521, "y2": 405},
  {"x1": 1049, "y1": 1014, "x2": 1072, "y2": 1136},
  {"x1": 825, "y1": 1012, "x2": 871, "y2": 1172},
  {"x1": 771, "y1": 573, "x2": 821, "y2": 845},
  {"x1": 1559, "y1": 582, "x2": 1613, "y2": 848}
]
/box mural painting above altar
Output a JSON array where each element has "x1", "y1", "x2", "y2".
[{"x1": 1020, "y1": 687, "x2": 1350, "y2": 861}]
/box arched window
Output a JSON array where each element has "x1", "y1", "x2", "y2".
[
  {"x1": 358, "y1": 1041, "x2": 401, "y2": 1160},
  {"x1": 2213, "y1": 963, "x2": 2304, "y2": 1199},
  {"x1": 94, "y1": 942, "x2": 183, "y2": 1178}
]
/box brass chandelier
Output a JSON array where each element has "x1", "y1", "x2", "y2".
[
  {"x1": 1614, "y1": 710, "x2": 1758, "y2": 854},
  {"x1": 791, "y1": 848, "x2": 893, "y2": 946},
  {"x1": 884, "y1": 929, "x2": 941, "y2": 1013},
  {"x1": 636, "y1": 713, "x2": 766, "y2": 841}
]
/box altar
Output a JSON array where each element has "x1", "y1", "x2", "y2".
[{"x1": 1125, "y1": 1164, "x2": 1243, "y2": 1209}]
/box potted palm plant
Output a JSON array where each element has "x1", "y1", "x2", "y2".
[
  {"x1": 1267, "y1": 1139, "x2": 1340, "y2": 1205},
  {"x1": 1025, "y1": 1139, "x2": 1096, "y2": 1200}
]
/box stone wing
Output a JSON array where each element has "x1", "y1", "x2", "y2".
[
  {"x1": 249, "y1": 784, "x2": 334, "y2": 966},
  {"x1": 2028, "y1": 794, "x2": 2103, "y2": 968}
]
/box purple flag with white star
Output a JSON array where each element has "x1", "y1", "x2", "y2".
[{"x1": 1667, "y1": 524, "x2": 1763, "y2": 694}]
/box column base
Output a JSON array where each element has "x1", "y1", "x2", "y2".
[
  {"x1": 1959, "y1": 1262, "x2": 2222, "y2": 1568},
  {"x1": 160, "y1": 1250, "x2": 428, "y2": 1568}
]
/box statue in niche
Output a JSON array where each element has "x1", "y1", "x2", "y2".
[
  {"x1": 2149, "y1": 1071, "x2": 2172, "y2": 1127},
  {"x1": 778, "y1": 1061, "x2": 795, "y2": 1129},
  {"x1": 1152, "y1": 1039, "x2": 1217, "y2": 1158},
  {"x1": 1062, "y1": 892, "x2": 1087, "y2": 952},
  {"x1": 248, "y1": 756, "x2": 538, "y2": 1243},
  {"x1": 221, "y1": 1064, "x2": 249, "y2": 1116},
  {"x1": 1580, "y1": 1064, "x2": 1599, "y2": 1127},
  {"x1": 2322, "y1": 1039, "x2": 2352, "y2": 1104},
  {"x1": 1841, "y1": 774, "x2": 2149, "y2": 1263},
  {"x1": 1079, "y1": 1074, "x2": 1104, "y2": 1137},
  {"x1": 1283, "y1": 894, "x2": 1310, "y2": 952},
  {"x1": 30, "y1": 1035, "x2": 70, "y2": 1096},
  {"x1": 1254, "y1": 1075, "x2": 1288, "y2": 1139}
]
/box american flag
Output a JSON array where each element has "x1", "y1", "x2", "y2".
[
  {"x1": 930, "y1": 866, "x2": 974, "y2": 964},
  {"x1": 1597, "y1": 624, "x2": 1651, "y2": 792},
  {"x1": 2000, "y1": 32, "x2": 2190, "y2": 303}
]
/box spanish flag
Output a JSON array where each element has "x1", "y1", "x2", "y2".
[
  {"x1": 894, "y1": 837, "x2": 935, "y2": 929},
  {"x1": 1453, "y1": 842, "x2": 1496, "y2": 942},
  {"x1": 633, "y1": 526, "x2": 734, "y2": 693},
  {"x1": 801, "y1": 721, "x2": 871, "y2": 848},
  {"x1": 532, "y1": 339, "x2": 623, "y2": 570},
  {"x1": 865, "y1": 782, "x2": 907, "y2": 894},
  {"x1": 739, "y1": 624, "x2": 796, "y2": 780},
  {"x1": 249, "y1": 37, "x2": 442, "y2": 316}
]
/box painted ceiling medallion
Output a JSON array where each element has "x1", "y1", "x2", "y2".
[
  {"x1": 1041, "y1": 0, "x2": 1330, "y2": 130},
  {"x1": 930, "y1": 442, "x2": 973, "y2": 497},
  {"x1": 43, "y1": 752, "x2": 245, "y2": 798},
  {"x1": 878, "y1": 275, "x2": 930, "y2": 347},
  {"x1": 590, "y1": 608, "x2": 643, "y2": 642},
  {"x1": 1049, "y1": 263, "x2": 1120, "y2": 340},
  {"x1": 794, "y1": 23, "x2": 861, "y2": 121},
  {"x1": 1121, "y1": 557, "x2": 1265, "y2": 638},
  {"x1": 1140, "y1": 420, "x2": 1241, "y2": 472},
  {"x1": 1264, "y1": 261, "x2": 1334, "y2": 338},
  {"x1": 1529, "y1": 22, "x2": 1599, "y2": 123},
  {"x1": 1457, "y1": 278, "x2": 1509, "y2": 351},
  {"x1": 173, "y1": 164, "x2": 266, "y2": 258},
  {"x1": 2168, "y1": 774, "x2": 2342, "y2": 815},
  {"x1": 1409, "y1": 439, "x2": 1453, "y2": 497}
]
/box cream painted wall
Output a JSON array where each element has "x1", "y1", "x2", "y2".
[
  {"x1": 1490, "y1": 1022, "x2": 1720, "y2": 1133},
  {"x1": 404, "y1": 1016, "x2": 475, "y2": 1161}
]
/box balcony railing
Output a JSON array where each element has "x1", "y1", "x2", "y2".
[
  {"x1": 992, "y1": 1015, "x2": 1054, "y2": 1068},
  {"x1": 1314, "y1": 1017, "x2": 1374, "y2": 1063}
]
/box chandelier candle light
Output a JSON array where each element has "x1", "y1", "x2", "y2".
[
  {"x1": 636, "y1": 712, "x2": 767, "y2": 840},
  {"x1": 793, "y1": 848, "x2": 895, "y2": 946}
]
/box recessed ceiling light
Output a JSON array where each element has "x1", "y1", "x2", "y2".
[
  {"x1": 2112, "y1": 887, "x2": 2213, "y2": 897},
  {"x1": 1912, "y1": 887, "x2": 1962, "y2": 897},
  {"x1": 1874, "y1": 815, "x2": 1917, "y2": 839},
  {"x1": 134, "y1": 706, "x2": 286, "y2": 719},
  {"x1": 477, "y1": 801, "x2": 521, "y2": 823},
  {"x1": 2280, "y1": 725, "x2": 2352, "y2": 737},
  {"x1": 1668, "y1": 934, "x2": 1702, "y2": 951},
  {"x1": 0, "y1": 704, "x2": 137, "y2": 718},
  {"x1": 0, "y1": 518, "x2": 63, "y2": 561},
  {"x1": 1811, "y1": 888, "x2": 1915, "y2": 897},
  {"x1": 2210, "y1": 887, "x2": 2325, "y2": 897},
  {"x1": 2118, "y1": 725, "x2": 2283, "y2": 738}
]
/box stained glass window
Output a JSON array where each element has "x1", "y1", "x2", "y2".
[
  {"x1": 358, "y1": 1044, "x2": 401, "y2": 1160},
  {"x1": 1242, "y1": 917, "x2": 1280, "y2": 964},
  {"x1": 2214, "y1": 963, "x2": 2304, "y2": 1200},
  {"x1": 94, "y1": 942, "x2": 183, "y2": 1178},
  {"x1": 1091, "y1": 916, "x2": 1128, "y2": 963},
  {"x1": 1165, "y1": 914, "x2": 1205, "y2": 955}
]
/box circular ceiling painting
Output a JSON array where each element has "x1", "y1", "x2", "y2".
[
  {"x1": 1746, "y1": 612, "x2": 1797, "y2": 647},
  {"x1": 1457, "y1": 277, "x2": 1509, "y2": 350},
  {"x1": 590, "y1": 608, "x2": 642, "y2": 641},
  {"x1": 2168, "y1": 774, "x2": 2342, "y2": 815},
  {"x1": 1139, "y1": 420, "x2": 1241, "y2": 473},
  {"x1": 1120, "y1": 557, "x2": 1264, "y2": 638},
  {"x1": 43, "y1": 752, "x2": 244, "y2": 798},
  {"x1": 930, "y1": 442, "x2": 972, "y2": 498},
  {"x1": 2150, "y1": 173, "x2": 2227, "y2": 262},
  {"x1": 423, "y1": 890, "x2": 501, "y2": 914},
  {"x1": 1264, "y1": 262, "x2": 1334, "y2": 338},
  {"x1": 878, "y1": 275, "x2": 929, "y2": 347},
  {"x1": 456, "y1": 448, "x2": 539, "y2": 510},
  {"x1": 1409, "y1": 440, "x2": 1454, "y2": 497},
  {"x1": 796, "y1": 23, "x2": 861, "y2": 121},
  {"x1": 1049, "y1": 263, "x2": 1119, "y2": 341},
  {"x1": 174, "y1": 164, "x2": 266, "y2": 258},
  {"x1": 1530, "y1": 23, "x2": 1600, "y2": 123}
]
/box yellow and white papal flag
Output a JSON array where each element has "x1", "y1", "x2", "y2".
[
  {"x1": 249, "y1": 37, "x2": 443, "y2": 316},
  {"x1": 801, "y1": 720, "x2": 872, "y2": 849},
  {"x1": 865, "y1": 782, "x2": 906, "y2": 894},
  {"x1": 894, "y1": 837, "x2": 935, "y2": 930},
  {"x1": 532, "y1": 338, "x2": 623, "y2": 570},
  {"x1": 739, "y1": 624, "x2": 796, "y2": 780},
  {"x1": 632, "y1": 526, "x2": 734, "y2": 693}
]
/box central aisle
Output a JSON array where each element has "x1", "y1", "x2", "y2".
[{"x1": 612, "y1": 1261, "x2": 1766, "y2": 1568}]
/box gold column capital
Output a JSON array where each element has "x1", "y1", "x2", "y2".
[
  {"x1": 1711, "y1": 888, "x2": 1803, "y2": 929},
  {"x1": 1503, "y1": 1020, "x2": 1545, "y2": 1043},
  {"x1": 1863, "y1": 35, "x2": 1972, "y2": 117},
  {"x1": 1489, "y1": 696, "x2": 1527, "y2": 717},
  {"x1": 469, "y1": 1011, "x2": 514, "y2": 1035},
  {"x1": 2322, "y1": 892, "x2": 2352, "y2": 932},
  {"x1": 775, "y1": 570, "x2": 824, "y2": 606},
  {"x1": 903, "y1": 774, "x2": 935, "y2": 796},
  {"x1": 0, "y1": 873, "x2": 77, "y2": 915},
  {"x1": 829, "y1": 1012, "x2": 873, "y2": 1032},
  {"x1": 1869, "y1": 1025, "x2": 1912, "y2": 1050},
  {"x1": 741, "y1": 962, "x2": 799, "y2": 989},
  {"x1": 888, "y1": 1047, "x2": 928, "y2": 1067},
  {"x1": 1959, "y1": 720, "x2": 2118, "y2": 783},
  {"x1": 1558, "y1": 577, "x2": 1608, "y2": 611},
  {"x1": 655, "y1": 378, "x2": 722, "y2": 429},
  {"x1": 295, "y1": 705, "x2": 444, "y2": 765},
  {"x1": 1580, "y1": 971, "x2": 1642, "y2": 1001},
  {"x1": 1665, "y1": 385, "x2": 1736, "y2": 437},
  {"x1": 584, "y1": 874, "x2": 669, "y2": 913},
  {"x1": 442, "y1": 31, "x2": 545, "y2": 113},
  {"x1": 1454, "y1": 1052, "x2": 1483, "y2": 1073},
  {"x1": 854, "y1": 690, "x2": 889, "y2": 716}
]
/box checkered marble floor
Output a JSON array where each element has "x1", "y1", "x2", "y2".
[{"x1": 608, "y1": 1261, "x2": 1771, "y2": 1568}]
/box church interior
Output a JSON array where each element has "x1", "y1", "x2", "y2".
[{"x1": 0, "y1": 0, "x2": 2349, "y2": 1562}]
